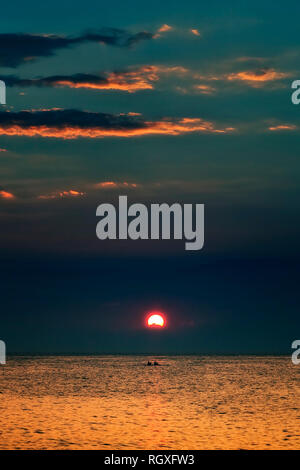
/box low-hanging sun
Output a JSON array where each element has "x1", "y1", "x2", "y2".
[{"x1": 147, "y1": 312, "x2": 165, "y2": 328}]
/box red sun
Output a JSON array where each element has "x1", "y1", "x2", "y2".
[{"x1": 146, "y1": 312, "x2": 166, "y2": 328}]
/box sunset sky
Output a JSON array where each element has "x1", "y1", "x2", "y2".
[{"x1": 1, "y1": 1, "x2": 300, "y2": 353}]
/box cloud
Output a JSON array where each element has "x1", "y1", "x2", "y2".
[
  {"x1": 190, "y1": 29, "x2": 201, "y2": 37},
  {"x1": 94, "y1": 181, "x2": 138, "y2": 189},
  {"x1": 154, "y1": 24, "x2": 174, "y2": 39},
  {"x1": 0, "y1": 190, "x2": 15, "y2": 199},
  {"x1": 194, "y1": 84, "x2": 216, "y2": 95},
  {"x1": 0, "y1": 29, "x2": 154, "y2": 67},
  {"x1": 0, "y1": 148, "x2": 7, "y2": 152},
  {"x1": 226, "y1": 68, "x2": 289, "y2": 86},
  {"x1": 6, "y1": 176, "x2": 289, "y2": 203},
  {"x1": 156, "y1": 24, "x2": 204, "y2": 38},
  {"x1": 38, "y1": 189, "x2": 85, "y2": 199},
  {"x1": 0, "y1": 109, "x2": 234, "y2": 139},
  {"x1": 268, "y1": 124, "x2": 297, "y2": 131},
  {"x1": 5, "y1": 61, "x2": 287, "y2": 97},
  {"x1": 195, "y1": 68, "x2": 289, "y2": 83},
  {"x1": 3, "y1": 65, "x2": 188, "y2": 93},
  {"x1": 193, "y1": 67, "x2": 290, "y2": 92},
  {"x1": 157, "y1": 24, "x2": 173, "y2": 33},
  {"x1": 4, "y1": 71, "x2": 154, "y2": 93}
]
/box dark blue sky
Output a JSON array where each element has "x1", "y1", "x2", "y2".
[{"x1": 0, "y1": 1, "x2": 299, "y2": 353}]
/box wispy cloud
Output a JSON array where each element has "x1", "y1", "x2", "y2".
[
  {"x1": 0, "y1": 109, "x2": 234, "y2": 139},
  {"x1": 194, "y1": 84, "x2": 216, "y2": 95},
  {"x1": 194, "y1": 67, "x2": 291, "y2": 90},
  {"x1": 155, "y1": 24, "x2": 203, "y2": 38},
  {"x1": 12, "y1": 177, "x2": 280, "y2": 203},
  {"x1": 154, "y1": 24, "x2": 173, "y2": 38},
  {"x1": 0, "y1": 29, "x2": 154, "y2": 67},
  {"x1": 94, "y1": 181, "x2": 139, "y2": 189},
  {"x1": 190, "y1": 28, "x2": 201, "y2": 37},
  {"x1": 268, "y1": 124, "x2": 297, "y2": 131},
  {"x1": 3, "y1": 59, "x2": 289, "y2": 97},
  {"x1": 38, "y1": 189, "x2": 85, "y2": 199},
  {"x1": 226, "y1": 68, "x2": 289, "y2": 86},
  {"x1": 157, "y1": 24, "x2": 173, "y2": 33},
  {"x1": 0, "y1": 190, "x2": 15, "y2": 199},
  {"x1": 3, "y1": 65, "x2": 188, "y2": 93}
]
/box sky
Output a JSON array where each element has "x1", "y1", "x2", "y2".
[{"x1": 0, "y1": 1, "x2": 300, "y2": 353}]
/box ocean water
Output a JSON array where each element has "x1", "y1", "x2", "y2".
[{"x1": 0, "y1": 355, "x2": 299, "y2": 450}]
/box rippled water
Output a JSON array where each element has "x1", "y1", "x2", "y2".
[{"x1": 0, "y1": 355, "x2": 299, "y2": 449}]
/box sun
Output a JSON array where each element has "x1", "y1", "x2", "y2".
[{"x1": 147, "y1": 312, "x2": 165, "y2": 328}]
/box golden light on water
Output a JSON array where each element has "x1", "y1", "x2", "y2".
[{"x1": 0, "y1": 356, "x2": 299, "y2": 450}]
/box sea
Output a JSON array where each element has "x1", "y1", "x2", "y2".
[{"x1": 0, "y1": 355, "x2": 299, "y2": 449}]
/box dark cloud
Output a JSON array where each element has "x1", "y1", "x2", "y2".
[
  {"x1": 2, "y1": 68, "x2": 152, "y2": 92},
  {"x1": 3, "y1": 73, "x2": 109, "y2": 88},
  {"x1": 1, "y1": 66, "x2": 186, "y2": 93},
  {"x1": 0, "y1": 109, "x2": 234, "y2": 139},
  {"x1": 82, "y1": 29, "x2": 153, "y2": 47},
  {"x1": 0, "y1": 29, "x2": 154, "y2": 68},
  {"x1": 0, "y1": 108, "x2": 145, "y2": 130}
]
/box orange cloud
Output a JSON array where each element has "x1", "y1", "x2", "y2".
[
  {"x1": 268, "y1": 124, "x2": 297, "y2": 131},
  {"x1": 94, "y1": 181, "x2": 138, "y2": 189},
  {"x1": 126, "y1": 112, "x2": 142, "y2": 116},
  {"x1": 55, "y1": 75, "x2": 153, "y2": 93},
  {"x1": 0, "y1": 109, "x2": 235, "y2": 140},
  {"x1": 193, "y1": 67, "x2": 290, "y2": 92},
  {"x1": 38, "y1": 189, "x2": 85, "y2": 199},
  {"x1": 227, "y1": 68, "x2": 289, "y2": 86},
  {"x1": 95, "y1": 181, "x2": 117, "y2": 188},
  {"x1": 190, "y1": 28, "x2": 201, "y2": 36},
  {"x1": 4, "y1": 65, "x2": 189, "y2": 94},
  {"x1": 194, "y1": 84, "x2": 216, "y2": 95},
  {"x1": 0, "y1": 117, "x2": 234, "y2": 139},
  {"x1": 154, "y1": 24, "x2": 174, "y2": 39},
  {"x1": 157, "y1": 24, "x2": 173, "y2": 33},
  {"x1": 0, "y1": 190, "x2": 15, "y2": 199},
  {"x1": 50, "y1": 65, "x2": 187, "y2": 93},
  {"x1": 0, "y1": 148, "x2": 7, "y2": 152}
]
